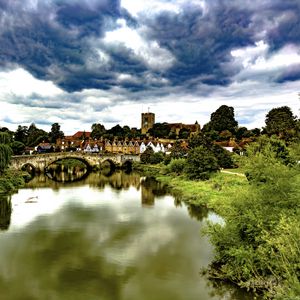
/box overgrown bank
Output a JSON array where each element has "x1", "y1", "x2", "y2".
[
  {"x1": 134, "y1": 163, "x2": 246, "y2": 213},
  {"x1": 0, "y1": 170, "x2": 28, "y2": 194},
  {"x1": 0, "y1": 132, "x2": 28, "y2": 194},
  {"x1": 133, "y1": 137, "x2": 300, "y2": 299}
]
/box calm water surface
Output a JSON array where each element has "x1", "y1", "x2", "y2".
[{"x1": 0, "y1": 172, "x2": 257, "y2": 300}]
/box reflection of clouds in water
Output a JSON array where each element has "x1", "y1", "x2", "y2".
[
  {"x1": 0, "y1": 184, "x2": 221, "y2": 300},
  {"x1": 9, "y1": 185, "x2": 140, "y2": 229}
]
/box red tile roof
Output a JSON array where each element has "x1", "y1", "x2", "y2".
[{"x1": 72, "y1": 131, "x2": 91, "y2": 139}]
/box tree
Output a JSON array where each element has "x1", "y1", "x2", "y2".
[
  {"x1": 178, "y1": 128, "x2": 191, "y2": 139},
  {"x1": 169, "y1": 141, "x2": 188, "y2": 159},
  {"x1": 204, "y1": 105, "x2": 238, "y2": 134},
  {"x1": 235, "y1": 127, "x2": 251, "y2": 141},
  {"x1": 210, "y1": 144, "x2": 235, "y2": 169},
  {"x1": 148, "y1": 123, "x2": 170, "y2": 138},
  {"x1": 14, "y1": 125, "x2": 28, "y2": 144},
  {"x1": 27, "y1": 123, "x2": 49, "y2": 146},
  {"x1": 91, "y1": 123, "x2": 106, "y2": 139},
  {"x1": 188, "y1": 132, "x2": 212, "y2": 149},
  {"x1": 107, "y1": 124, "x2": 124, "y2": 138},
  {"x1": 49, "y1": 123, "x2": 64, "y2": 144},
  {"x1": 140, "y1": 147, "x2": 154, "y2": 164},
  {"x1": 184, "y1": 146, "x2": 219, "y2": 180},
  {"x1": 10, "y1": 141, "x2": 25, "y2": 155},
  {"x1": 0, "y1": 132, "x2": 11, "y2": 144},
  {"x1": 0, "y1": 133, "x2": 13, "y2": 173},
  {"x1": 265, "y1": 106, "x2": 297, "y2": 137}
]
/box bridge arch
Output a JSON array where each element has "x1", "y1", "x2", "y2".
[
  {"x1": 122, "y1": 159, "x2": 133, "y2": 171},
  {"x1": 101, "y1": 159, "x2": 117, "y2": 170},
  {"x1": 21, "y1": 163, "x2": 36, "y2": 175},
  {"x1": 45, "y1": 156, "x2": 92, "y2": 171}
]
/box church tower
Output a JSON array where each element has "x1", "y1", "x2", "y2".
[{"x1": 141, "y1": 112, "x2": 155, "y2": 135}]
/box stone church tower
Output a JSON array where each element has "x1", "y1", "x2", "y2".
[{"x1": 141, "y1": 112, "x2": 155, "y2": 134}]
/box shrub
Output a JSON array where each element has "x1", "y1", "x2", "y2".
[
  {"x1": 141, "y1": 147, "x2": 165, "y2": 164},
  {"x1": 140, "y1": 147, "x2": 154, "y2": 164},
  {"x1": 166, "y1": 158, "x2": 186, "y2": 174},
  {"x1": 206, "y1": 136, "x2": 300, "y2": 297},
  {"x1": 149, "y1": 152, "x2": 165, "y2": 164},
  {"x1": 184, "y1": 146, "x2": 219, "y2": 180},
  {"x1": 210, "y1": 144, "x2": 236, "y2": 168}
]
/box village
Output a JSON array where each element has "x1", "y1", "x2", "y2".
[{"x1": 34, "y1": 111, "x2": 247, "y2": 155}]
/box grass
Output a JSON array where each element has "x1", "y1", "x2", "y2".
[{"x1": 134, "y1": 163, "x2": 249, "y2": 217}]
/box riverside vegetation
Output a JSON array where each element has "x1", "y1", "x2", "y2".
[
  {"x1": 134, "y1": 135, "x2": 300, "y2": 299},
  {"x1": 0, "y1": 132, "x2": 27, "y2": 193}
]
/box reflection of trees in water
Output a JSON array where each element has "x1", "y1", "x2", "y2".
[
  {"x1": 0, "y1": 196, "x2": 12, "y2": 231},
  {"x1": 25, "y1": 171, "x2": 211, "y2": 221},
  {"x1": 26, "y1": 171, "x2": 142, "y2": 191},
  {"x1": 173, "y1": 197, "x2": 209, "y2": 222},
  {"x1": 206, "y1": 278, "x2": 260, "y2": 300},
  {"x1": 46, "y1": 163, "x2": 88, "y2": 183},
  {"x1": 140, "y1": 177, "x2": 168, "y2": 197},
  {"x1": 187, "y1": 204, "x2": 209, "y2": 221},
  {"x1": 140, "y1": 177, "x2": 168, "y2": 206}
]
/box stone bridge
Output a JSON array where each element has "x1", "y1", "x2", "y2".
[{"x1": 10, "y1": 152, "x2": 140, "y2": 172}]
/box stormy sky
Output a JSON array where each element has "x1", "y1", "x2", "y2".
[{"x1": 0, "y1": 0, "x2": 299, "y2": 134}]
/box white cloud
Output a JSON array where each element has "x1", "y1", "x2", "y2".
[
  {"x1": 104, "y1": 19, "x2": 175, "y2": 70},
  {"x1": 0, "y1": 68, "x2": 63, "y2": 97},
  {"x1": 232, "y1": 42, "x2": 300, "y2": 81}
]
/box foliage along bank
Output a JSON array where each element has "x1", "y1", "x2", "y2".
[
  {"x1": 134, "y1": 135, "x2": 300, "y2": 299},
  {"x1": 0, "y1": 132, "x2": 27, "y2": 193}
]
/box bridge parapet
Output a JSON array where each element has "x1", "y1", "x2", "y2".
[{"x1": 10, "y1": 152, "x2": 140, "y2": 172}]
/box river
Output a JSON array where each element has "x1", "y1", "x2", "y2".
[{"x1": 0, "y1": 171, "x2": 258, "y2": 300}]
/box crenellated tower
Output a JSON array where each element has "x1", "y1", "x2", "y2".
[{"x1": 141, "y1": 112, "x2": 155, "y2": 135}]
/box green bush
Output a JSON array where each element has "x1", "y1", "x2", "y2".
[
  {"x1": 140, "y1": 147, "x2": 154, "y2": 164},
  {"x1": 149, "y1": 152, "x2": 165, "y2": 164},
  {"x1": 210, "y1": 144, "x2": 236, "y2": 168},
  {"x1": 166, "y1": 158, "x2": 186, "y2": 174},
  {"x1": 184, "y1": 146, "x2": 219, "y2": 180},
  {"x1": 141, "y1": 148, "x2": 165, "y2": 165}
]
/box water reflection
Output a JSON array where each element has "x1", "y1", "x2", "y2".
[
  {"x1": 46, "y1": 161, "x2": 89, "y2": 182},
  {"x1": 0, "y1": 171, "x2": 260, "y2": 300},
  {"x1": 0, "y1": 195, "x2": 11, "y2": 230}
]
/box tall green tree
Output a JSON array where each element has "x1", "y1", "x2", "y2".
[
  {"x1": 0, "y1": 133, "x2": 13, "y2": 173},
  {"x1": 148, "y1": 123, "x2": 170, "y2": 138},
  {"x1": 204, "y1": 105, "x2": 238, "y2": 134},
  {"x1": 26, "y1": 123, "x2": 49, "y2": 146},
  {"x1": 265, "y1": 106, "x2": 297, "y2": 138},
  {"x1": 107, "y1": 124, "x2": 124, "y2": 138},
  {"x1": 91, "y1": 123, "x2": 106, "y2": 139},
  {"x1": 49, "y1": 123, "x2": 64, "y2": 144},
  {"x1": 10, "y1": 141, "x2": 25, "y2": 155},
  {"x1": 14, "y1": 125, "x2": 28, "y2": 144}
]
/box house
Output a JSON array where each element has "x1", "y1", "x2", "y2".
[
  {"x1": 36, "y1": 143, "x2": 54, "y2": 153},
  {"x1": 56, "y1": 131, "x2": 92, "y2": 151}
]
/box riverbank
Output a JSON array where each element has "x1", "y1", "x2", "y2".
[
  {"x1": 133, "y1": 163, "x2": 247, "y2": 216},
  {"x1": 133, "y1": 162, "x2": 300, "y2": 299},
  {"x1": 0, "y1": 170, "x2": 29, "y2": 194}
]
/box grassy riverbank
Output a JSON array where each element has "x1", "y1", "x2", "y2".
[
  {"x1": 134, "y1": 161, "x2": 300, "y2": 299},
  {"x1": 133, "y1": 163, "x2": 247, "y2": 215},
  {"x1": 0, "y1": 170, "x2": 28, "y2": 194}
]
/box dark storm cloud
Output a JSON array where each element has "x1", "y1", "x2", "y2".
[
  {"x1": 144, "y1": 2, "x2": 255, "y2": 87},
  {"x1": 263, "y1": 0, "x2": 300, "y2": 50},
  {"x1": 0, "y1": 0, "x2": 300, "y2": 94},
  {"x1": 275, "y1": 64, "x2": 300, "y2": 83}
]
